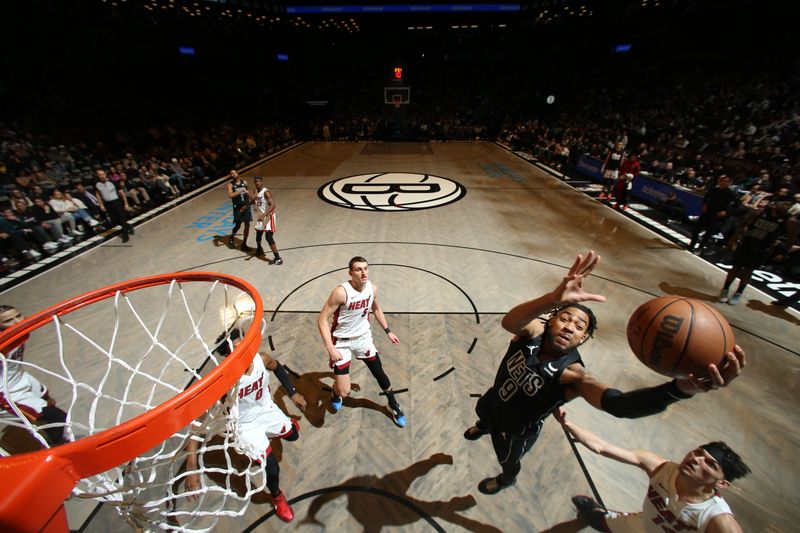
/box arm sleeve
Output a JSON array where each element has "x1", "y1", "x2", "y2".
[
  {"x1": 601, "y1": 380, "x2": 693, "y2": 419},
  {"x1": 272, "y1": 362, "x2": 297, "y2": 397}
]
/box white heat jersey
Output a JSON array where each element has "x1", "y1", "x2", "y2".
[
  {"x1": 253, "y1": 187, "x2": 276, "y2": 232},
  {"x1": 607, "y1": 461, "x2": 733, "y2": 532},
  {"x1": 0, "y1": 344, "x2": 25, "y2": 390},
  {"x1": 1, "y1": 343, "x2": 49, "y2": 419},
  {"x1": 331, "y1": 281, "x2": 373, "y2": 339},
  {"x1": 232, "y1": 354, "x2": 292, "y2": 460}
]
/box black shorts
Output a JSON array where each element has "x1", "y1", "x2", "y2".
[{"x1": 233, "y1": 205, "x2": 252, "y2": 223}]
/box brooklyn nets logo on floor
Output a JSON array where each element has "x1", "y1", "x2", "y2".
[{"x1": 318, "y1": 172, "x2": 466, "y2": 211}]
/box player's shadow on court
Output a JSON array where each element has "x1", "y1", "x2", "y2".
[
  {"x1": 747, "y1": 300, "x2": 800, "y2": 325},
  {"x1": 658, "y1": 282, "x2": 717, "y2": 302},
  {"x1": 301, "y1": 453, "x2": 502, "y2": 533},
  {"x1": 211, "y1": 235, "x2": 268, "y2": 261},
  {"x1": 274, "y1": 369, "x2": 390, "y2": 428}
]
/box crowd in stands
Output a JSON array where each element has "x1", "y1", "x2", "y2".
[
  {"x1": 2, "y1": 38, "x2": 797, "y2": 294},
  {"x1": 0, "y1": 123, "x2": 297, "y2": 272},
  {"x1": 496, "y1": 62, "x2": 799, "y2": 287}
]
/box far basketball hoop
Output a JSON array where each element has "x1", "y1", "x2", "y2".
[{"x1": 384, "y1": 86, "x2": 411, "y2": 107}]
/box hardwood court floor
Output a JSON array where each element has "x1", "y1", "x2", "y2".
[{"x1": 2, "y1": 142, "x2": 798, "y2": 532}]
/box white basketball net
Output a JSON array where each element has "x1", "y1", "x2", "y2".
[{"x1": 0, "y1": 278, "x2": 267, "y2": 532}]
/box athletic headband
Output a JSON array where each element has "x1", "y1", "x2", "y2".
[{"x1": 700, "y1": 443, "x2": 735, "y2": 481}]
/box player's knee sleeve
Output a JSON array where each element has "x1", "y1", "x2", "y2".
[
  {"x1": 40, "y1": 405, "x2": 67, "y2": 444},
  {"x1": 264, "y1": 231, "x2": 275, "y2": 246},
  {"x1": 281, "y1": 419, "x2": 300, "y2": 441},
  {"x1": 364, "y1": 356, "x2": 391, "y2": 390}
]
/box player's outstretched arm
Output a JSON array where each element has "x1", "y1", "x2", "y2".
[
  {"x1": 555, "y1": 408, "x2": 665, "y2": 475},
  {"x1": 502, "y1": 251, "x2": 607, "y2": 337},
  {"x1": 566, "y1": 346, "x2": 746, "y2": 420}
]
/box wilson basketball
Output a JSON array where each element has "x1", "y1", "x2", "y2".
[{"x1": 626, "y1": 297, "x2": 734, "y2": 378}]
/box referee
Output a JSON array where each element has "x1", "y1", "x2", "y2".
[{"x1": 95, "y1": 168, "x2": 133, "y2": 243}]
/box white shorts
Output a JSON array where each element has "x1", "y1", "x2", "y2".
[
  {"x1": 0, "y1": 371, "x2": 49, "y2": 421},
  {"x1": 234, "y1": 404, "x2": 292, "y2": 462},
  {"x1": 255, "y1": 213, "x2": 275, "y2": 232},
  {"x1": 331, "y1": 331, "x2": 378, "y2": 371}
]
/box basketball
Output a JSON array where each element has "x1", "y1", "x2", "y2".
[{"x1": 626, "y1": 296, "x2": 735, "y2": 378}]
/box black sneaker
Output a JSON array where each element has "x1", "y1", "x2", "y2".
[
  {"x1": 122, "y1": 233, "x2": 130, "y2": 243},
  {"x1": 571, "y1": 495, "x2": 608, "y2": 531},
  {"x1": 477, "y1": 476, "x2": 514, "y2": 495},
  {"x1": 464, "y1": 425, "x2": 489, "y2": 441},
  {"x1": 227, "y1": 237, "x2": 235, "y2": 248},
  {"x1": 273, "y1": 258, "x2": 283, "y2": 265}
]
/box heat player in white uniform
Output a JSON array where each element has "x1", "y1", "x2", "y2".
[
  {"x1": 185, "y1": 328, "x2": 306, "y2": 523},
  {"x1": 252, "y1": 176, "x2": 283, "y2": 265},
  {"x1": 317, "y1": 256, "x2": 406, "y2": 427},
  {"x1": 557, "y1": 409, "x2": 750, "y2": 533},
  {"x1": 0, "y1": 305, "x2": 70, "y2": 452}
]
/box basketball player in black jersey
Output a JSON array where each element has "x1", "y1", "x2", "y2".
[
  {"x1": 226, "y1": 169, "x2": 252, "y2": 251},
  {"x1": 464, "y1": 251, "x2": 746, "y2": 495}
]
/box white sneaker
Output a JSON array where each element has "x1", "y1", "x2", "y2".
[
  {"x1": 88, "y1": 218, "x2": 100, "y2": 227},
  {"x1": 43, "y1": 242, "x2": 58, "y2": 251},
  {"x1": 58, "y1": 236, "x2": 73, "y2": 243},
  {"x1": 73, "y1": 229, "x2": 85, "y2": 235},
  {"x1": 25, "y1": 249, "x2": 42, "y2": 259}
]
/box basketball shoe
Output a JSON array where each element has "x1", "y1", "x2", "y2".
[
  {"x1": 389, "y1": 404, "x2": 406, "y2": 428},
  {"x1": 478, "y1": 475, "x2": 514, "y2": 495},
  {"x1": 331, "y1": 393, "x2": 343, "y2": 412},
  {"x1": 463, "y1": 424, "x2": 488, "y2": 440},
  {"x1": 571, "y1": 495, "x2": 608, "y2": 531},
  {"x1": 271, "y1": 491, "x2": 294, "y2": 522}
]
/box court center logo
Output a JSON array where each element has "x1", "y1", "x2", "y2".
[{"x1": 318, "y1": 172, "x2": 466, "y2": 211}]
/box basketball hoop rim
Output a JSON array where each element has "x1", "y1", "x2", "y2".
[{"x1": 0, "y1": 272, "x2": 263, "y2": 531}]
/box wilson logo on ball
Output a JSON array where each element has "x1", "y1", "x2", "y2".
[
  {"x1": 318, "y1": 172, "x2": 466, "y2": 212},
  {"x1": 648, "y1": 315, "x2": 685, "y2": 367}
]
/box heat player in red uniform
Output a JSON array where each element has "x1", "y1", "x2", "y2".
[
  {"x1": 317, "y1": 256, "x2": 406, "y2": 427},
  {"x1": 185, "y1": 329, "x2": 306, "y2": 522}
]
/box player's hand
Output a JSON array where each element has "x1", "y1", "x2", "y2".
[
  {"x1": 291, "y1": 392, "x2": 307, "y2": 411},
  {"x1": 552, "y1": 251, "x2": 607, "y2": 305},
  {"x1": 676, "y1": 345, "x2": 746, "y2": 394},
  {"x1": 185, "y1": 473, "x2": 202, "y2": 501},
  {"x1": 329, "y1": 348, "x2": 343, "y2": 362},
  {"x1": 388, "y1": 332, "x2": 400, "y2": 345},
  {"x1": 553, "y1": 407, "x2": 567, "y2": 424}
]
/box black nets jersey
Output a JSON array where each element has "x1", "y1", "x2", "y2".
[
  {"x1": 231, "y1": 180, "x2": 249, "y2": 208},
  {"x1": 489, "y1": 334, "x2": 583, "y2": 434}
]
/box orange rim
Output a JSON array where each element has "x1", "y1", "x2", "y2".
[{"x1": 0, "y1": 272, "x2": 263, "y2": 532}]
